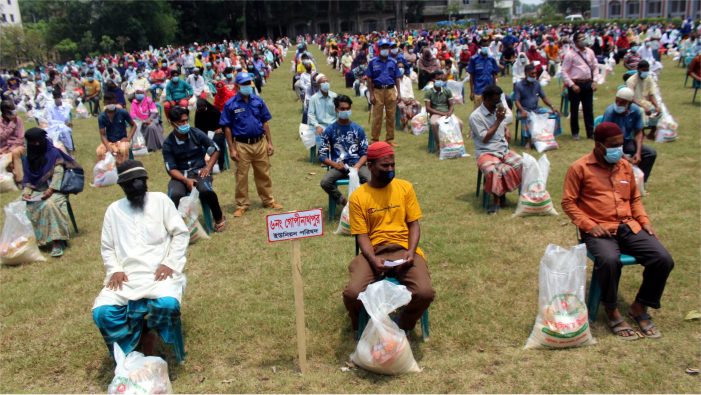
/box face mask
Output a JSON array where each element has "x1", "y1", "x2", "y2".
[
  {"x1": 378, "y1": 169, "x2": 395, "y2": 184},
  {"x1": 338, "y1": 110, "x2": 351, "y2": 120},
  {"x1": 398, "y1": 67, "x2": 405, "y2": 75},
  {"x1": 105, "y1": 104, "x2": 117, "y2": 112},
  {"x1": 88, "y1": 77, "x2": 94, "y2": 82},
  {"x1": 390, "y1": 48, "x2": 399, "y2": 55},
  {"x1": 630, "y1": 46, "x2": 639, "y2": 52},
  {"x1": 172, "y1": 76, "x2": 179, "y2": 82},
  {"x1": 380, "y1": 49, "x2": 390, "y2": 57},
  {"x1": 613, "y1": 104, "x2": 627, "y2": 114},
  {"x1": 480, "y1": 47, "x2": 489, "y2": 55},
  {"x1": 604, "y1": 146, "x2": 624, "y2": 164},
  {"x1": 527, "y1": 76, "x2": 537, "y2": 83},
  {"x1": 434, "y1": 80, "x2": 446, "y2": 88},
  {"x1": 639, "y1": 71, "x2": 649, "y2": 79},
  {"x1": 320, "y1": 82, "x2": 330, "y2": 92},
  {"x1": 302, "y1": 60, "x2": 311, "y2": 66},
  {"x1": 239, "y1": 85, "x2": 253, "y2": 96},
  {"x1": 176, "y1": 124, "x2": 190, "y2": 134},
  {"x1": 135, "y1": 93, "x2": 145, "y2": 101}
]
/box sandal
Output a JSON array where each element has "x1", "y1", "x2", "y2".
[
  {"x1": 628, "y1": 311, "x2": 662, "y2": 339},
  {"x1": 608, "y1": 317, "x2": 642, "y2": 341},
  {"x1": 214, "y1": 217, "x2": 227, "y2": 232},
  {"x1": 50, "y1": 246, "x2": 64, "y2": 258}
]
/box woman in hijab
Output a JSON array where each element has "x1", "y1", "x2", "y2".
[
  {"x1": 21, "y1": 128, "x2": 80, "y2": 257},
  {"x1": 417, "y1": 49, "x2": 441, "y2": 90},
  {"x1": 526, "y1": 45, "x2": 547, "y2": 78},
  {"x1": 129, "y1": 88, "x2": 164, "y2": 152}
]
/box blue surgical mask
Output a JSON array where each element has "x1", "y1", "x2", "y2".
[
  {"x1": 226, "y1": 73, "x2": 234, "y2": 79},
  {"x1": 527, "y1": 76, "x2": 537, "y2": 83},
  {"x1": 171, "y1": 76, "x2": 179, "y2": 82},
  {"x1": 434, "y1": 80, "x2": 446, "y2": 88},
  {"x1": 379, "y1": 169, "x2": 395, "y2": 183},
  {"x1": 630, "y1": 46, "x2": 639, "y2": 52},
  {"x1": 604, "y1": 146, "x2": 624, "y2": 164},
  {"x1": 639, "y1": 71, "x2": 649, "y2": 79},
  {"x1": 398, "y1": 68, "x2": 405, "y2": 74},
  {"x1": 239, "y1": 85, "x2": 253, "y2": 96},
  {"x1": 338, "y1": 110, "x2": 351, "y2": 120},
  {"x1": 135, "y1": 93, "x2": 145, "y2": 101},
  {"x1": 177, "y1": 124, "x2": 190, "y2": 134},
  {"x1": 390, "y1": 48, "x2": 399, "y2": 55},
  {"x1": 87, "y1": 77, "x2": 94, "y2": 82},
  {"x1": 480, "y1": 47, "x2": 489, "y2": 55},
  {"x1": 380, "y1": 49, "x2": 390, "y2": 57},
  {"x1": 613, "y1": 104, "x2": 627, "y2": 114},
  {"x1": 320, "y1": 82, "x2": 330, "y2": 92}
]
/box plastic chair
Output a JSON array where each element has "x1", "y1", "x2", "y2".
[
  {"x1": 395, "y1": 105, "x2": 401, "y2": 130},
  {"x1": 693, "y1": 80, "x2": 700, "y2": 103},
  {"x1": 328, "y1": 178, "x2": 349, "y2": 221},
  {"x1": 593, "y1": 115, "x2": 603, "y2": 130},
  {"x1": 475, "y1": 169, "x2": 490, "y2": 209},
  {"x1": 309, "y1": 146, "x2": 316, "y2": 163},
  {"x1": 577, "y1": 229, "x2": 637, "y2": 322},
  {"x1": 513, "y1": 111, "x2": 562, "y2": 146},
  {"x1": 559, "y1": 89, "x2": 570, "y2": 118},
  {"x1": 427, "y1": 123, "x2": 436, "y2": 154},
  {"x1": 201, "y1": 201, "x2": 214, "y2": 234},
  {"x1": 66, "y1": 196, "x2": 79, "y2": 234}
]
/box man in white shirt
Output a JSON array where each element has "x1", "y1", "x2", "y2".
[
  {"x1": 187, "y1": 68, "x2": 207, "y2": 99},
  {"x1": 397, "y1": 63, "x2": 420, "y2": 130},
  {"x1": 44, "y1": 90, "x2": 74, "y2": 153},
  {"x1": 307, "y1": 74, "x2": 337, "y2": 152},
  {"x1": 92, "y1": 160, "x2": 190, "y2": 359}
]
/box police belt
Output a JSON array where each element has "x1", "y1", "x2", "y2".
[
  {"x1": 373, "y1": 84, "x2": 395, "y2": 89},
  {"x1": 234, "y1": 135, "x2": 264, "y2": 144}
]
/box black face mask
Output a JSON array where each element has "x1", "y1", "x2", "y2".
[
  {"x1": 376, "y1": 170, "x2": 395, "y2": 185},
  {"x1": 120, "y1": 178, "x2": 148, "y2": 211}
]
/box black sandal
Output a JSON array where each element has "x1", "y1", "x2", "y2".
[
  {"x1": 628, "y1": 311, "x2": 662, "y2": 339},
  {"x1": 608, "y1": 317, "x2": 642, "y2": 341}
]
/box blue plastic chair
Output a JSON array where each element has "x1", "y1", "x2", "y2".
[
  {"x1": 559, "y1": 89, "x2": 570, "y2": 118},
  {"x1": 577, "y1": 229, "x2": 637, "y2": 322},
  {"x1": 201, "y1": 201, "x2": 214, "y2": 234},
  {"x1": 328, "y1": 178, "x2": 349, "y2": 221},
  {"x1": 475, "y1": 169, "x2": 490, "y2": 209},
  {"x1": 593, "y1": 115, "x2": 603, "y2": 130},
  {"x1": 513, "y1": 110, "x2": 562, "y2": 146}
]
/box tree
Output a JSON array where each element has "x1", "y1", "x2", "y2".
[
  {"x1": 100, "y1": 35, "x2": 115, "y2": 54},
  {"x1": 546, "y1": 0, "x2": 589, "y2": 15},
  {"x1": 447, "y1": 2, "x2": 461, "y2": 22},
  {"x1": 79, "y1": 31, "x2": 96, "y2": 56},
  {"x1": 54, "y1": 38, "x2": 78, "y2": 62},
  {"x1": 540, "y1": 3, "x2": 558, "y2": 19}
]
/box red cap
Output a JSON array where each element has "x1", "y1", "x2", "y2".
[
  {"x1": 367, "y1": 142, "x2": 395, "y2": 160},
  {"x1": 594, "y1": 122, "x2": 623, "y2": 143}
]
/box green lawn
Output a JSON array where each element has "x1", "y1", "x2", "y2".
[{"x1": 0, "y1": 48, "x2": 699, "y2": 393}]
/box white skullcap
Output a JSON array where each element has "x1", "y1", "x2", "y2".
[
  {"x1": 315, "y1": 73, "x2": 327, "y2": 83},
  {"x1": 616, "y1": 87, "x2": 634, "y2": 101}
]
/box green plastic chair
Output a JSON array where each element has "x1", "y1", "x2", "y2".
[
  {"x1": 559, "y1": 89, "x2": 570, "y2": 118},
  {"x1": 427, "y1": 124, "x2": 436, "y2": 153},
  {"x1": 328, "y1": 178, "x2": 349, "y2": 221}
]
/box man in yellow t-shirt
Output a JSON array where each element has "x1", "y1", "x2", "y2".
[{"x1": 343, "y1": 142, "x2": 435, "y2": 332}]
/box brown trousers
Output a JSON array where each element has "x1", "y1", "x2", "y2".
[
  {"x1": 4, "y1": 146, "x2": 24, "y2": 182},
  {"x1": 235, "y1": 138, "x2": 275, "y2": 209},
  {"x1": 96, "y1": 141, "x2": 130, "y2": 164},
  {"x1": 371, "y1": 88, "x2": 397, "y2": 143},
  {"x1": 343, "y1": 244, "x2": 435, "y2": 331}
]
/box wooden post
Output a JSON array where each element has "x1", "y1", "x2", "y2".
[{"x1": 291, "y1": 240, "x2": 308, "y2": 373}]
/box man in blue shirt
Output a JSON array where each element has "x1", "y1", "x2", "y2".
[
  {"x1": 162, "y1": 106, "x2": 226, "y2": 232},
  {"x1": 220, "y1": 72, "x2": 282, "y2": 217},
  {"x1": 514, "y1": 64, "x2": 559, "y2": 148},
  {"x1": 467, "y1": 38, "x2": 500, "y2": 110},
  {"x1": 318, "y1": 95, "x2": 370, "y2": 207},
  {"x1": 602, "y1": 87, "x2": 656, "y2": 183},
  {"x1": 97, "y1": 92, "x2": 136, "y2": 164},
  {"x1": 365, "y1": 38, "x2": 402, "y2": 147}
]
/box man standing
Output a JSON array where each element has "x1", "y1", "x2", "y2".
[
  {"x1": 343, "y1": 142, "x2": 435, "y2": 332},
  {"x1": 0, "y1": 100, "x2": 25, "y2": 183},
  {"x1": 220, "y1": 72, "x2": 282, "y2": 217},
  {"x1": 318, "y1": 95, "x2": 370, "y2": 207},
  {"x1": 365, "y1": 39, "x2": 402, "y2": 147},
  {"x1": 602, "y1": 87, "x2": 656, "y2": 184},
  {"x1": 97, "y1": 92, "x2": 137, "y2": 164},
  {"x1": 307, "y1": 74, "x2": 337, "y2": 154},
  {"x1": 93, "y1": 160, "x2": 190, "y2": 358},
  {"x1": 467, "y1": 38, "x2": 500, "y2": 110},
  {"x1": 562, "y1": 122, "x2": 674, "y2": 339},
  {"x1": 561, "y1": 31, "x2": 599, "y2": 140}
]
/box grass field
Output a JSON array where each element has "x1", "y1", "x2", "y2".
[{"x1": 0, "y1": 48, "x2": 699, "y2": 393}]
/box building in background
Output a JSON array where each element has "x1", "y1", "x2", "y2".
[
  {"x1": 0, "y1": 0, "x2": 22, "y2": 26},
  {"x1": 591, "y1": 0, "x2": 700, "y2": 19},
  {"x1": 421, "y1": 0, "x2": 513, "y2": 23}
]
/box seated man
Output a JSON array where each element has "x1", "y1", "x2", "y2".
[
  {"x1": 194, "y1": 98, "x2": 227, "y2": 171},
  {"x1": 149, "y1": 64, "x2": 167, "y2": 100},
  {"x1": 396, "y1": 63, "x2": 420, "y2": 130},
  {"x1": 21, "y1": 128, "x2": 77, "y2": 257},
  {"x1": 318, "y1": 95, "x2": 370, "y2": 207},
  {"x1": 602, "y1": 87, "x2": 656, "y2": 184},
  {"x1": 625, "y1": 60, "x2": 661, "y2": 140},
  {"x1": 82, "y1": 71, "x2": 101, "y2": 116},
  {"x1": 561, "y1": 122, "x2": 674, "y2": 339},
  {"x1": 514, "y1": 64, "x2": 559, "y2": 149},
  {"x1": 425, "y1": 70, "x2": 463, "y2": 156},
  {"x1": 164, "y1": 70, "x2": 193, "y2": 115},
  {"x1": 44, "y1": 90, "x2": 75, "y2": 153},
  {"x1": 343, "y1": 142, "x2": 435, "y2": 333},
  {"x1": 93, "y1": 160, "x2": 190, "y2": 358},
  {"x1": 0, "y1": 100, "x2": 25, "y2": 183},
  {"x1": 163, "y1": 106, "x2": 226, "y2": 232},
  {"x1": 97, "y1": 92, "x2": 137, "y2": 164},
  {"x1": 469, "y1": 84, "x2": 522, "y2": 214},
  {"x1": 306, "y1": 74, "x2": 337, "y2": 152},
  {"x1": 187, "y1": 68, "x2": 207, "y2": 99}
]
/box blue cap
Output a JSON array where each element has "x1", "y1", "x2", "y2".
[
  {"x1": 389, "y1": 40, "x2": 398, "y2": 48},
  {"x1": 235, "y1": 72, "x2": 252, "y2": 84},
  {"x1": 378, "y1": 38, "x2": 391, "y2": 47}
]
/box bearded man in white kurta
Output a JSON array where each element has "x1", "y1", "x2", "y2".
[{"x1": 92, "y1": 160, "x2": 189, "y2": 361}]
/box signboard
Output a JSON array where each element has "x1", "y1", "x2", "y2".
[{"x1": 266, "y1": 208, "x2": 324, "y2": 243}]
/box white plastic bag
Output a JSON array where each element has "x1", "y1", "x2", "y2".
[
  {"x1": 92, "y1": 152, "x2": 118, "y2": 187},
  {"x1": 0, "y1": 154, "x2": 18, "y2": 193},
  {"x1": 513, "y1": 153, "x2": 558, "y2": 217},
  {"x1": 298, "y1": 123, "x2": 316, "y2": 150},
  {"x1": 524, "y1": 244, "x2": 596, "y2": 349},
  {"x1": 655, "y1": 113, "x2": 678, "y2": 143},
  {"x1": 335, "y1": 167, "x2": 360, "y2": 235},
  {"x1": 528, "y1": 112, "x2": 559, "y2": 153},
  {"x1": 107, "y1": 343, "x2": 173, "y2": 394},
  {"x1": 633, "y1": 165, "x2": 645, "y2": 197},
  {"x1": 350, "y1": 280, "x2": 421, "y2": 374},
  {"x1": 438, "y1": 115, "x2": 467, "y2": 160},
  {"x1": 75, "y1": 99, "x2": 88, "y2": 119},
  {"x1": 410, "y1": 109, "x2": 428, "y2": 136},
  {"x1": 0, "y1": 201, "x2": 46, "y2": 265},
  {"x1": 446, "y1": 79, "x2": 464, "y2": 104},
  {"x1": 131, "y1": 129, "x2": 148, "y2": 157},
  {"x1": 177, "y1": 188, "x2": 210, "y2": 244},
  {"x1": 538, "y1": 70, "x2": 551, "y2": 87}
]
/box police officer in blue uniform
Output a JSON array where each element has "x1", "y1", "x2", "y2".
[{"x1": 365, "y1": 38, "x2": 403, "y2": 146}]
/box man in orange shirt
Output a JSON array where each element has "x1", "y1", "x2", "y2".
[
  {"x1": 562, "y1": 122, "x2": 674, "y2": 340},
  {"x1": 343, "y1": 142, "x2": 435, "y2": 333}
]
